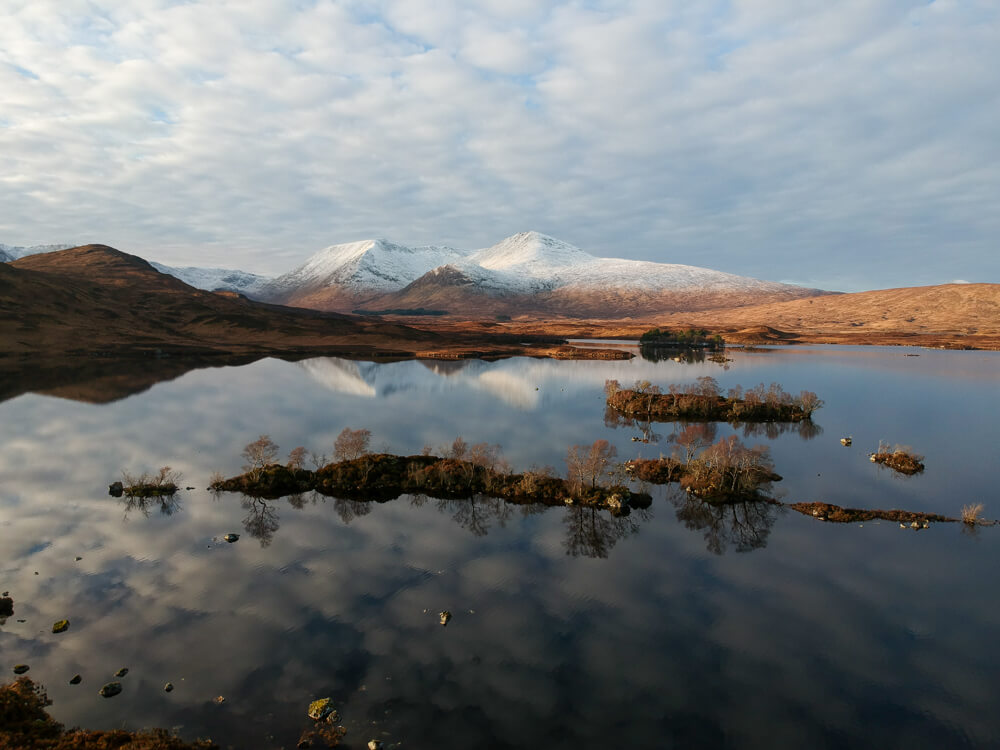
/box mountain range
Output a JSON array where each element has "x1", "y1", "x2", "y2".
[
  {"x1": 3, "y1": 232, "x2": 829, "y2": 318},
  {"x1": 255, "y1": 231, "x2": 829, "y2": 316}
]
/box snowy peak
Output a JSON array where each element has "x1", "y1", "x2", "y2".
[
  {"x1": 470, "y1": 231, "x2": 595, "y2": 275},
  {"x1": 263, "y1": 238, "x2": 468, "y2": 295},
  {"x1": 0, "y1": 243, "x2": 75, "y2": 261},
  {"x1": 149, "y1": 262, "x2": 272, "y2": 296}
]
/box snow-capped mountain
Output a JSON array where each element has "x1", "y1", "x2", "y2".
[
  {"x1": 259, "y1": 238, "x2": 467, "y2": 306},
  {"x1": 149, "y1": 262, "x2": 272, "y2": 296},
  {"x1": 0, "y1": 243, "x2": 75, "y2": 261},
  {"x1": 260, "y1": 231, "x2": 828, "y2": 315},
  {"x1": 3, "y1": 242, "x2": 271, "y2": 296}
]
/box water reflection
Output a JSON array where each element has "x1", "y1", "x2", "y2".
[
  {"x1": 240, "y1": 495, "x2": 281, "y2": 547},
  {"x1": 669, "y1": 488, "x2": 782, "y2": 555},
  {"x1": 2, "y1": 348, "x2": 1000, "y2": 750},
  {"x1": 224, "y1": 489, "x2": 657, "y2": 559},
  {"x1": 120, "y1": 492, "x2": 183, "y2": 519},
  {"x1": 563, "y1": 505, "x2": 650, "y2": 558}
]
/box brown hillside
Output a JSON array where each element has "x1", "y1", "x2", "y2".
[
  {"x1": 407, "y1": 283, "x2": 1000, "y2": 349},
  {"x1": 2, "y1": 245, "x2": 441, "y2": 358}
]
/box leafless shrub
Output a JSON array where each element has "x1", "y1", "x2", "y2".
[{"x1": 962, "y1": 503, "x2": 985, "y2": 526}]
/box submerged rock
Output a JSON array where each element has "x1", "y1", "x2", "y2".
[
  {"x1": 52, "y1": 619, "x2": 70, "y2": 633},
  {"x1": 115, "y1": 667, "x2": 129, "y2": 677},
  {"x1": 308, "y1": 697, "x2": 338, "y2": 722},
  {"x1": 70, "y1": 674, "x2": 82, "y2": 685},
  {"x1": 13, "y1": 664, "x2": 29, "y2": 675},
  {"x1": 99, "y1": 682, "x2": 122, "y2": 698},
  {"x1": 108, "y1": 481, "x2": 124, "y2": 497}
]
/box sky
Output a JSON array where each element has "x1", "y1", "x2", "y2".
[{"x1": 1, "y1": 0, "x2": 997, "y2": 292}]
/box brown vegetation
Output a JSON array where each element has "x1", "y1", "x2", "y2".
[
  {"x1": 0, "y1": 677, "x2": 216, "y2": 749},
  {"x1": 605, "y1": 378, "x2": 821, "y2": 423},
  {"x1": 411, "y1": 283, "x2": 1000, "y2": 350},
  {"x1": 870, "y1": 442, "x2": 925, "y2": 475},
  {"x1": 120, "y1": 466, "x2": 181, "y2": 497},
  {"x1": 211, "y1": 437, "x2": 649, "y2": 513},
  {"x1": 789, "y1": 502, "x2": 953, "y2": 524}
]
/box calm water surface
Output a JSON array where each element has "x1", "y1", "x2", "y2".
[{"x1": 1, "y1": 346, "x2": 998, "y2": 749}]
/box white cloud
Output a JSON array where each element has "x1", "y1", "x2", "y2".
[{"x1": 0, "y1": 0, "x2": 997, "y2": 289}]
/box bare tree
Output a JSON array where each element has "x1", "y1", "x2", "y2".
[
  {"x1": 242, "y1": 435, "x2": 279, "y2": 480},
  {"x1": 797, "y1": 390, "x2": 823, "y2": 416},
  {"x1": 566, "y1": 439, "x2": 619, "y2": 490},
  {"x1": 449, "y1": 436, "x2": 468, "y2": 460},
  {"x1": 286, "y1": 446, "x2": 308, "y2": 471},
  {"x1": 333, "y1": 428, "x2": 371, "y2": 462},
  {"x1": 670, "y1": 423, "x2": 717, "y2": 464}
]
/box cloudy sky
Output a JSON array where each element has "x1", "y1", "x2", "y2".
[{"x1": 1, "y1": 0, "x2": 997, "y2": 291}]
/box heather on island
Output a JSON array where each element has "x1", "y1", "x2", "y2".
[{"x1": 605, "y1": 378, "x2": 822, "y2": 423}]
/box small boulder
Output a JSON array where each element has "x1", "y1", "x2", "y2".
[
  {"x1": 13, "y1": 664, "x2": 29, "y2": 675},
  {"x1": 108, "y1": 481, "x2": 124, "y2": 497},
  {"x1": 99, "y1": 682, "x2": 122, "y2": 698},
  {"x1": 224, "y1": 533, "x2": 240, "y2": 543},
  {"x1": 439, "y1": 610, "x2": 452, "y2": 626},
  {"x1": 368, "y1": 741, "x2": 384, "y2": 750},
  {"x1": 0, "y1": 596, "x2": 12, "y2": 617},
  {"x1": 70, "y1": 674, "x2": 82, "y2": 685},
  {"x1": 115, "y1": 667, "x2": 129, "y2": 677},
  {"x1": 164, "y1": 682, "x2": 174, "y2": 693},
  {"x1": 52, "y1": 619, "x2": 70, "y2": 633},
  {"x1": 308, "y1": 697, "x2": 338, "y2": 722}
]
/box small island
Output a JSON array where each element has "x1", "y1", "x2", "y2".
[{"x1": 605, "y1": 378, "x2": 822, "y2": 423}]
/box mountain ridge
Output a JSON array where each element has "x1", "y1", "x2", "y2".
[{"x1": 259, "y1": 230, "x2": 829, "y2": 316}]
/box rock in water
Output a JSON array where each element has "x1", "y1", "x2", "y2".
[
  {"x1": 99, "y1": 682, "x2": 122, "y2": 698},
  {"x1": 368, "y1": 741, "x2": 385, "y2": 750},
  {"x1": 108, "y1": 481, "x2": 124, "y2": 497},
  {"x1": 70, "y1": 674, "x2": 82, "y2": 685},
  {"x1": 0, "y1": 596, "x2": 12, "y2": 617},
  {"x1": 224, "y1": 533, "x2": 240, "y2": 543},
  {"x1": 308, "y1": 697, "x2": 338, "y2": 722},
  {"x1": 52, "y1": 619, "x2": 70, "y2": 633},
  {"x1": 13, "y1": 664, "x2": 29, "y2": 675},
  {"x1": 439, "y1": 610, "x2": 452, "y2": 626},
  {"x1": 115, "y1": 667, "x2": 129, "y2": 677},
  {"x1": 164, "y1": 682, "x2": 174, "y2": 692}
]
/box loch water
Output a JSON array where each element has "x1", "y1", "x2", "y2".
[{"x1": 1, "y1": 345, "x2": 998, "y2": 749}]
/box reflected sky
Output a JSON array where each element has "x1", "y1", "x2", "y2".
[{"x1": 1, "y1": 347, "x2": 999, "y2": 749}]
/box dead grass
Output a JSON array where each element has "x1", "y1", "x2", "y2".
[{"x1": 962, "y1": 503, "x2": 985, "y2": 525}]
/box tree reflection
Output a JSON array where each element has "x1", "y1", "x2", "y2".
[
  {"x1": 333, "y1": 496, "x2": 373, "y2": 524},
  {"x1": 120, "y1": 493, "x2": 182, "y2": 520},
  {"x1": 604, "y1": 405, "x2": 662, "y2": 445},
  {"x1": 241, "y1": 495, "x2": 280, "y2": 547},
  {"x1": 563, "y1": 505, "x2": 650, "y2": 559},
  {"x1": 737, "y1": 420, "x2": 824, "y2": 441},
  {"x1": 669, "y1": 488, "x2": 781, "y2": 555},
  {"x1": 435, "y1": 494, "x2": 514, "y2": 537}
]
